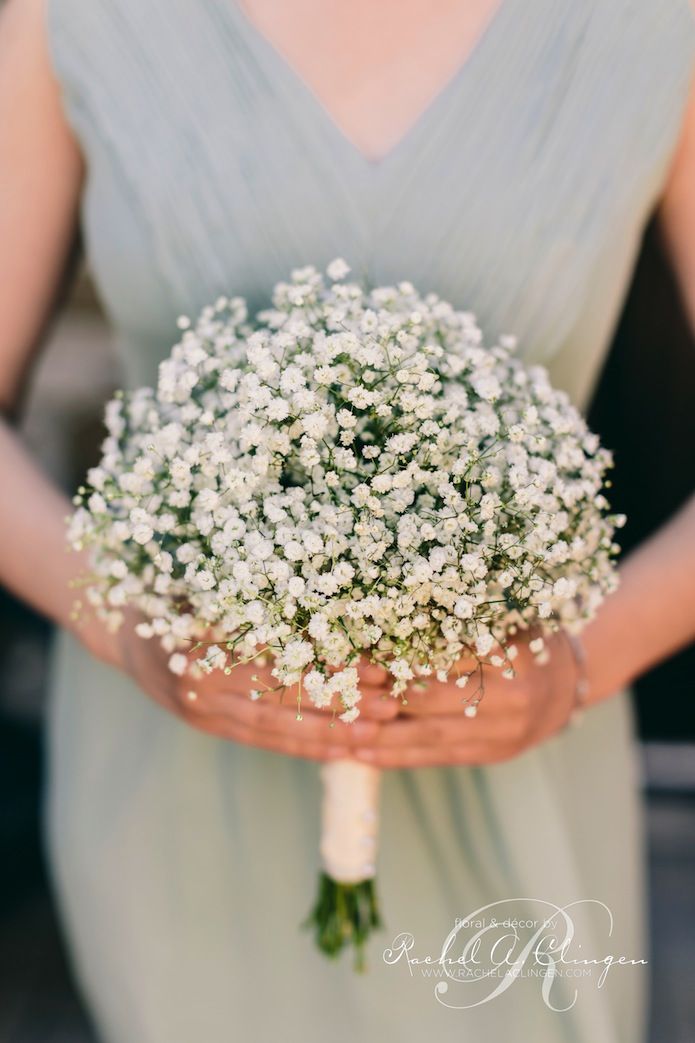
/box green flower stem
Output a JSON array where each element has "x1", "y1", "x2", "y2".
[{"x1": 303, "y1": 871, "x2": 382, "y2": 972}]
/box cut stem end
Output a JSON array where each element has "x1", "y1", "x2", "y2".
[{"x1": 303, "y1": 871, "x2": 382, "y2": 971}]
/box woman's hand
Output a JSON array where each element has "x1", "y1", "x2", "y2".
[
  {"x1": 81, "y1": 609, "x2": 400, "y2": 762},
  {"x1": 351, "y1": 632, "x2": 579, "y2": 769},
  {"x1": 81, "y1": 609, "x2": 580, "y2": 769}
]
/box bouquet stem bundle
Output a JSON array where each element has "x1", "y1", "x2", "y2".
[{"x1": 305, "y1": 760, "x2": 382, "y2": 969}]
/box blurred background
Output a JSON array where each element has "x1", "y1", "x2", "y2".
[{"x1": 0, "y1": 219, "x2": 693, "y2": 1041}]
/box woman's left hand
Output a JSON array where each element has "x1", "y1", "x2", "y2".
[{"x1": 353, "y1": 631, "x2": 580, "y2": 769}]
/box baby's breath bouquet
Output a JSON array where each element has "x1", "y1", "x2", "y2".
[{"x1": 69, "y1": 261, "x2": 623, "y2": 968}]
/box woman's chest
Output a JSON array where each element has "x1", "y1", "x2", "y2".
[{"x1": 69, "y1": 0, "x2": 693, "y2": 365}]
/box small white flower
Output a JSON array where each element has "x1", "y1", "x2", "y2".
[
  {"x1": 267, "y1": 398, "x2": 291, "y2": 422},
  {"x1": 284, "y1": 540, "x2": 305, "y2": 562},
  {"x1": 327, "y1": 258, "x2": 350, "y2": 281},
  {"x1": 195, "y1": 569, "x2": 216, "y2": 590},
  {"x1": 168, "y1": 653, "x2": 188, "y2": 676},
  {"x1": 301, "y1": 413, "x2": 328, "y2": 439},
  {"x1": 454, "y1": 597, "x2": 474, "y2": 620},
  {"x1": 336, "y1": 409, "x2": 357, "y2": 429},
  {"x1": 288, "y1": 576, "x2": 305, "y2": 598},
  {"x1": 245, "y1": 601, "x2": 265, "y2": 625},
  {"x1": 553, "y1": 577, "x2": 574, "y2": 599},
  {"x1": 132, "y1": 524, "x2": 154, "y2": 545},
  {"x1": 475, "y1": 632, "x2": 495, "y2": 657},
  {"x1": 389, "y1": 659, "x2": 414, "y2": 682}
]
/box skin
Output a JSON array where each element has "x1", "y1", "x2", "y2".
[
  {"x1": 1, "y1": 0, "x2": 695, "y2": 770},
  {"x1": 236, "y1": 0, "x2": 504, "y2": 161}
]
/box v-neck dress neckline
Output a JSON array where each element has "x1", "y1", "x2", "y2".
[{"x1": 218, "y1": 0, "x2": 517, "y2": 169}]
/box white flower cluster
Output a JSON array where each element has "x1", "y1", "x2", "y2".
[{"x1": 69, "y1": 262, "x2": 624, "y2": 719}]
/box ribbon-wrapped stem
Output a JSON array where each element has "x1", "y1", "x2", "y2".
[{"x1": 304, "y1": 760, "x2": 382, "y2": 969}]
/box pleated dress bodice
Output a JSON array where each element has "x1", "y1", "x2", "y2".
[{"x1": 49, "y1": 0, "x2": 694, "y2": 405}]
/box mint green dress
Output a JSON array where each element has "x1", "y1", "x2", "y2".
[{"x1": 44, "y1": 2, "x2": 695, "y2": 1041}]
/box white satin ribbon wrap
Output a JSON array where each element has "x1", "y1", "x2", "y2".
[{"x1": 319, "y1": 759, "x2": 382, "y2": 883}]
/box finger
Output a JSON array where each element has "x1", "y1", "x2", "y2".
[
  {"x1": 352, "y1": 741, "x2": 518, "y2": 769},
  {"x1": 357, "y1": 685, "x2": 401, "y2": 720},
  {"x1": 183, "y1": 689, "x2": 383, "y2": 746},
  {"x1": 192, "y1": 676, "x2": 399, "y2": 724},
  {"x1": 362, "y1": 712, "x2": 520, "y2": 748},
  {"x1": 188, "y1": 714, "x2": 354, "y2": 762},
  {"x1": 190, "y1": 661, "x2": 398, "y2": 717},
  {"x1": 357, "y1": 659, "x2": 392, "y2": 687},
  {"x1": 399, "y1": 673, "x2": 521, "y2": 717},
  {"x1": 194, "y1": 663, "x2": 277, "y2": 695},
  {"x1": 398, "y1": 683, "x2": 479, "y2": 716},
  {"x1": 187, "y1": 679, "x2": 313, "y2": 714}
]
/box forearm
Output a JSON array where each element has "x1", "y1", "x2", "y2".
[
  {"x1": 582, "y1": 493, "x2": 695, "y2": 704},
  {"x1": 0, "y1": 417, "x2": 84, "y2": 629}
]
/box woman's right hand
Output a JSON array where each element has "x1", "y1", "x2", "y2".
[{"x1": 79, "y1": 608, "x2": 400, "y2": 762}]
